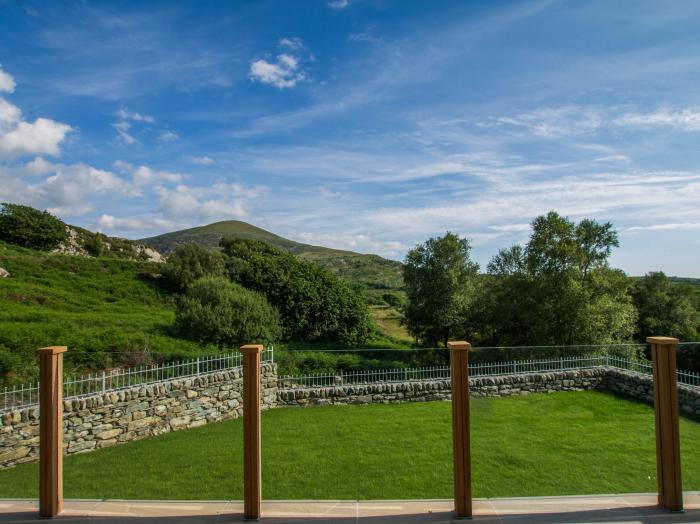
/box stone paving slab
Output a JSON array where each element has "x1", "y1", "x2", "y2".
[{"x1": 0, "y1": 493, "x2": 698, "y2": 523}]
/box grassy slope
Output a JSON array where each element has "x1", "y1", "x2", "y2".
[
  {"x1": 1, "y1": 391, "x2": 698, "y2": 499},
  {"x1": 0, "y1": 241, "x2": 216, "y2": 382},
  {"x1": 139, "y1": 220, "x2": 404, "y2": 299}
]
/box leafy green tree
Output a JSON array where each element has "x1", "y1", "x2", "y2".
[
  {"x1": 631, "y1": 272, "x2": 699, "y2": 342},
  {"x1": 0, "y1": 203, "x2": 67, "y2": 250},
  {"x1": 175, "y1": 277, "x2": 281, "y2": 346},
  {"x1": 403, "y1": 232, "x2": 479, "y2": 347},
  {"x1": 163, "y1": 243, "x2": 225, "y2": 291},
  {"x1": 481, "y1": 212, "x2": 635, "y2": 347},
  {"x1": 220, "y1": 238, "x2": 372, "y2": 346}
]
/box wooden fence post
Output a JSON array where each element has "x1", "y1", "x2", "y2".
[
  {"x1": 648, "y1": 336, "x2": 683, "y2": 512},
  {"x1": 448, "y1": 341, "x2": 472, "y2": 519},
  {"x1": 38, "y1": 346, "x2": 67, "y2": 518},
  {"x1": 241, "y1": 344, "x2": 263, "y2": 520}
]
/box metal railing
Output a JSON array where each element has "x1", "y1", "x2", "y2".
[
  {"x1": 1, "y1": 347, "x2": 274, "y2": 413},
  {"x1": 279, "y1": 353, "x2": 700, "y2": 391}
]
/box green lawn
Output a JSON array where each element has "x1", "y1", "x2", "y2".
[{"x1": 0, "y1": 391, "x2": 698, "y2": 500}]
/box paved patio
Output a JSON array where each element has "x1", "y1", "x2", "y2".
[{"x1": 0, "y1": 493, "x2": 699, "y2": 523}]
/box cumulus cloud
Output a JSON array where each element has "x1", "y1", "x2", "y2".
[
  {"x1": 0, "y1": 117, "x2": 72, "y2": 157},
  {"x1": 250, "y1": 54, "x2": 306, "y2": 89},
  {"x1": 154, "y1": 182, "x2": 265, "y2": 222},
  {"x1": 97, "y1": 214, "x2": 175, "y2": 232},
  {"x1": 0, "y1": 66, "x2": 16, "y2": 93},
  {"x1": 0, "y1": 98, "x2": 22, "y2": 124},
  {"x1": 0, "y1": 160, "x2": 137, "y2": 216},
  {"x1": 0, "y1": 70, "x2": 72, "y2": 158}
]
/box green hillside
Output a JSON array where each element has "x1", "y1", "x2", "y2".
[
  {"x1": 0, "y1": 241, "x2": 217, "y2": 384},
  {"x1": 141, "y1": 220, "x2": 404, "y2": 300}
]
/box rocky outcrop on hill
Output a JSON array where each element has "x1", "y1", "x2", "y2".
[
  {"x1": 0, "y1": 267, "x2": 9, "y2": 278},
  {"x1": 52, "y1": 226, "x2": 164, "y2": 263}
]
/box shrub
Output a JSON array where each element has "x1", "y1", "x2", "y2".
[
  {"x1": 220, "y1": 238, "x2": 372, "y2": 346},
  {"x1": 163, "y1": 244, "x2": 225, "y2": 291},
  {"x1": 0, "y1": 203, "x2": 67, "y2": 250},
  {"x1": 175, "y1": 277, "x2": 281, "y2": 346}
]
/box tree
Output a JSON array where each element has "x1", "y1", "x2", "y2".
[
  {"x1": 0, "y1": 203, "x2": 67, "y2": 250},
  {"x1": 403, "y1": 232, "x2": 479, "y2": 347},
  {"x1": 631, "y1": 272, "x2": 699, "y2": 342},
  {"x1": 220, "y1": 238, "x2": 372, "y2": 346},
  {"x1": 481, "y1": 212, "x2": 635, "y2": 347},
  {"x1": 175, "y1": 277, "x2": 281, "y2": 346},
  {"x1": 163, "y1": 243, "x2": 225, "y2": 291}
]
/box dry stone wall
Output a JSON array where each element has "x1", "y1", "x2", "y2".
[
  {"x1": 277, "y1": 368, "x2": 607, "y2": 406},
  {"x1": 0, "y1": 363, "x2": 277, "y2": 469},
  {"x1": 2, "y1": 363, "x2": 699, "y2": 469}
]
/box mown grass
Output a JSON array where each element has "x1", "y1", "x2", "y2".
[{"x1": 0, "y1": 391, "x2": 698, "y2": 500}]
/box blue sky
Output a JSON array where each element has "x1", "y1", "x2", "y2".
[{"x1": 2, "y1": 0, "x2": 700, "y2": 276}]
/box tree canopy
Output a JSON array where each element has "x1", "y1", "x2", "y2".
[
  {"x1": 478, "y1": 212, "x2": 635, "y2": 347},
  {"x1": 402, "y1": 232, "x2": 479, "y2": 347},
  {"x1": 163, "y1": 243, "x2": 225, "y2": 291},
  {"x1": 175, "y1": 276, "x2": 281, "y2": 346},
  {"x1": 0, "y1": 203, "x2": 67, "y2": 250},
  {"x1": 220, "y1": 238, "x2": 372, "y2": 346}
]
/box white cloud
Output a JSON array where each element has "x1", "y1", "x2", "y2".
[
  {"x1": 97, "y1": 214, "x2": 175, "y2": 232},
  {"x1": 249, "y1": 54, "x2": 306, "y2": 89},
  {"x1": 189, "y1": 155, "x2": 214, "y2": 165},
  {"x1": 154, "y1": 182, "x2": 265, "y2": 222},
  {"x1": 112, "y1": 121, "x2": 136, "y2": 145},
  {"x1": 0, "y1": 67, "x2": 16, "y2": 93},
  {"x1": 615, "y1": 107, "x2": 700, "y2": 131},
  {"x1": 113, "y1": 108, "x2": 155, "y2": 144},
  {"x1": 0, "y1": 160, "x2": 137, "y2": 217},
  {"x1": 117, "y1": 108, "x2": 154, "y2": 123},
  {"x1": 279, "y1": 37, "x2": 304, "y2": 50},
  {"x1": 158, "y1": 130, "x2": 178, "y2": 142},
  {"x1": 328, "y1": 0, "x2": 349, "y2": 9},
  {"x1": 131, "y1": 165, "x2": 183, "y2": 187},
  {"x1": 0, "y1": 69, "x2": 72, "y2": 158},
  {"x1": 21, "y1": 157, "x2": 53, "y2": 176},
  {"x1": 0, "y1": 98, "x2": 22, "y2": 124},
  {"x1": 0, "y1": 117, "x2": 72, "y2": 157},
  {"x1": 626, "y1": 222, "x2": 700, "y2": 232},
  {"x1": 293, "y1": 231, "x2": 402, "y2": 257}
]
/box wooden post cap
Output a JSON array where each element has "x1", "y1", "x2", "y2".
[
  {"x1": 37, "y1": 346, "x2": 67, "y2": 355},
  {"x1": 240, "y1": 344, "x2": 264, "y2": 353},
  {"x1": 646, "y1": 337, "x2": 679, "y2": 346},
  {"x1": 447, "y1": 341, "x2": 471, "y2": 351}
]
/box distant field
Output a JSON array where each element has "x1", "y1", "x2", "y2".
[
  {"x1": 1, "y1": 391, "x2": 698, "y2": 500},
  {"x1": 369, "y1": 305, "x2": 412, "y2": 343}
]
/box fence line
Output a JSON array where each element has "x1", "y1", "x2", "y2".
[
  {"x1": 278, "y1": 354, "x2": 700, "y2": 390},
  {"x1": 1, "y1": 347, "x2": 274, "y2": 413},
  {"x1": 3, "y1": 347, "x2": 699, "y2": 413}
]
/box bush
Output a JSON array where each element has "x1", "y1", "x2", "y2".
[
  {"x1": 163, "y1": 244, "x2": 225, "y2": 291},
  {"x1": 221, "y1": 238, "x2": 372, "y2": 346},
  {"x1": 0, "y1": 203, "x2": 67, "y2": 250},
  {"x1": 175, "y1": 277, "x2": 281, "y2": 346}
]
